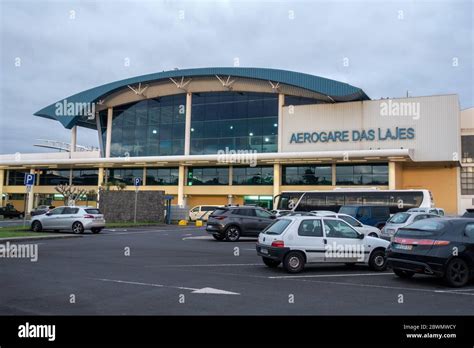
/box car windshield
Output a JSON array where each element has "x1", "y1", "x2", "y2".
[
  {"x1": 339, "y1": 206, "x2": 357, "y2": 216},
  {"x1": 388, "y1": 213, "x2": 410, "y2": 224},
  {"x1": 395, "y1": 220, "x2": 446, "y2": 238},
  {"x1": 263, "y1": 219, "x2": 292, "y2": 235},
  {"x1": 339, "y1": 215, "x2": 359, "y2": 227}
]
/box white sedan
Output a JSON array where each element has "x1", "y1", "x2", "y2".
[
  {"x1": 311, "y1": 211, "x2": 381, "y2": 238},
  {"x1": 256, "y1": 215, "x2": 390, "y2": 273}
]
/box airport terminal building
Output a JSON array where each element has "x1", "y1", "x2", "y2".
[{"x1": 0, "y1": 67, "x2": 471, "y2": 214}]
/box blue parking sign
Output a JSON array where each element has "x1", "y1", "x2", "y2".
[
  {"x1": 24, "y1": 173, "x2": 36, "y2": 186},
  {"x1": 134, "y1": 177, "x2": 142, "y2": 187}
]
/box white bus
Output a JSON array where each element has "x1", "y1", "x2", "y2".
[{"x1": 274, "y1": 188, "x2": 433, "y2": 214}]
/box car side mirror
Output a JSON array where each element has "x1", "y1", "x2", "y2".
[
  {"x1": 270, "y1": 215, "x2": 276, "y2": 219},
  {"x1": 46, "y1": 212, "x2": 52, "y2": 216},
  {"x1": 358, "y1": 233, "x2": 365, "y2": 239}
]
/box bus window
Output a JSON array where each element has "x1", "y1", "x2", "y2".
[{"x1": 278, "y1": 193, "x2": 303, "y2": 210}]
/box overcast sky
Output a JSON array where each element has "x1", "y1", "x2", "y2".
[{"x1": 0, "y1": 0, "x2": 472, "y2": 154}]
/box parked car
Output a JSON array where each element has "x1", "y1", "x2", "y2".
[
  {"x1": 189, "y1": 205, "x2": 221, "y2": 221},
  {"x1": 386, "y1": 217, "x2": 474, "y2": 287},
  {"x1": 338, "y1": 205, "x2": 390, "y2": 229},
  {"x1": 407, "y1": 207, "x2": 445, "y2": 216},
  {"x1": 206, "y1": 206, "x2": 276, "y2": 241},
  {"x1": 380, "y1": 212, "x2": 438, "y2": 241},
  {"x1": 311, "y1": 211, "x2": 381, "y2": 238},
  {"x1": 462, "y1": 209, "x2": 474, "y2": 218},
  {"x1": 30, "y1": 206, "x2": 105, "y2": 234},
  {"x1": 0, "y1": 206, "x2": 24, "y2": 219},
  {"x1": 31, "y1": 205, "x2": 55, "y2": 216},
  {"x1": 256, "y1": 215, "x2": 390, "y2": 273}
]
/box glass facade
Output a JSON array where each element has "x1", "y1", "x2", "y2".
[
  {"x1": 71, "y1": 169, "x2": 98, "y2": 185},
  {"x1": 146, "y1": 167, "x2": 179, "y2": 185},
  {"x1": 462, "y1": 135, "x2": 474, "y2": 163},
  {"x1": 282, "y1": 165, "x2": 332, "y2": 185},
  {"x1": 103, "y1": 94, "x2": 186, "y2": 157},
  {"x1": 461, "y1": 167, "x2": 474, "y2": 195},
  {"x1": 336, "y1": 164, "x2": 388, "y2": 185},
  {"x1": 106, "y1": 168, "x2": 143, "y2": 185},
  {"x1": 284, "y1": 96, "x2": 321, "y2": 106},
  {"x1": 190, "y1": 92, "x2": 278, "y2": 154},
  {"x1": 39, "y1": 170, "x2": 70, "y2": 186},
  {"x1": 5, "y1": 170, "x2": 31, "y2": 185},
  {"x1": 187, "y1": 167, "x2": 229, "y2": 185},
  {"x1": 232, "y1": 166, "x2": 273, "y2": 185}
]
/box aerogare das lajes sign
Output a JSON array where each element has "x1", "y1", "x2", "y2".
[{"x1": 289, "y1": 127, "x2": 415, "y2": 144}]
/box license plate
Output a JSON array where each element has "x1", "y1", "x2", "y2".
[
  {"x1": 260, "y1": 248, "x2": 269, "y2": 255},
  {"x1": 395, "y1": 244, "x2": 413, "y2": 250}
]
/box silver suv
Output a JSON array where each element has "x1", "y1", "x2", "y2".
[{"x1": 30, "y1": 206, "x2": 105, "y2": 234}]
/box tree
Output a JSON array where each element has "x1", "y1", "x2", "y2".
[{"x1": 54, "y1": 184, "x2": 87, "y2": 206}]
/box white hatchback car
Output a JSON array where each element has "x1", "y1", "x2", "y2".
[
  {"x1": 31, "y1": 206, "x2": 105, "y2": 234},
  {"x1": 311, "y1": 211, "x2": 381, "y2": 238},
  {"x1": 256, "y1": 216, "x2": 390, "y2": 273}
]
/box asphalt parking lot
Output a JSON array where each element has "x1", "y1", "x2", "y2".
[{"x1": 1, "y1": 226, "x2": 473, "y2": 315}]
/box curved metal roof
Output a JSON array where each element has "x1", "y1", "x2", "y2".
[{"x1": 34, "y1": 67, "x2": 370, "y2": 129}]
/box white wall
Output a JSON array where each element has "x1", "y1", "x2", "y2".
[{"x1": 281, "y1": 95, "x2": 460, "y2": 162}]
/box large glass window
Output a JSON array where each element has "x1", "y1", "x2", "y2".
[
  {"x1": 146, "y1": 167, "x2": 179, "y2": 185},
  {"x1": 103, "y1": 95, "x2": 186, "y2": 157},
  {"x1": 39, "y1": 169, "x2": 70, "y2": 185},
  {"x1": 461, "y1": 167, "x2": 474, "y2": 195},
  {"x1": 6, "y1": 170, "x2": 31, "y2": 185},
  {"x1": 232, "y1": 166, "x2": 273, "y2": 185},
  {"x1": 462, "y1": 135, "x2": 474, "y2": 163},
  {"x1": 190, "y1": 92, "x2": 278, "y2": 154},
  {"x1": 107, "y1": 168, "x2": 144, "y2": 185},
  {"x1": 282, "y1": 165, "x2": 332, "y2": 185},
  {"x1": 187, "y1": 167, "x2": 229, "y2": 185},
  {"x1": 336, "y1": 164, "x2": 388, "y2": 185},
  {"x1": 71, "y1": 169, "x2": 98, "y2": 185}
]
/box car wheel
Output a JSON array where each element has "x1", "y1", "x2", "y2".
[
  {"x1": 91, "y1": 228, "x2": 102, "y2": 234},
  {"x1": 283, "y1": 251, "x2": 305, "y2": 273},
  {"x1": 31, "y1": 221, "x2": 42, "y2": 232},
  {"x1": 393, "y1": 268, "x2": 415, "y2": 278},
  {"x1": 262, "y1": 257, "x2": 281, "y2": 268},
  {"x1": 224, "y1": 226, "x2": 241, "y2": 242},
  {"x1": 369, "y1": 249, "x2": 387, "y2": 271},
  {"x1": 72, "y1": 222, "x2": 84, "y2": 234},
  {"x1": 368, "y1": 232, "x2": 378, "y2": 238},
  {"x1": 212, "y1": 234, "x2": 225, "y2": 241},
  {"x1": 444, "y1": 258, "x2": 470, "y2": 287}
]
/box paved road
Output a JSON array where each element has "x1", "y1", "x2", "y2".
[{"x1": 1, "y1": 226, "x2": 473, "y2": 315}]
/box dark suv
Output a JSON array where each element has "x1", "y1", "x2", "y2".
[{"x1": 206, "y1": 206, "x2": 276, "y2": 241}]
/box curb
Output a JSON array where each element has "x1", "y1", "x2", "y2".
[{"x1": 0, "y1": 234, "x2": 82, "y2": 243}]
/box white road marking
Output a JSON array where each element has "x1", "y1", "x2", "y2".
[
  {"x1": 182, "y1": 235, "x2": 211, "y2": 240},
  {"x1": 279, "y1": 277, "x2": 474, "y2": 296},
  {"x1": 268, "y1": 273, "x2": 393, "y2": 279},
  {"x1": 161, "y1": 263, "x2": 262, "y2": 267},
  {"x1": 191, "y1": 287, "x2": 239, "y2": 295},
  {"x1": 95, "y1": 278, "x2": 240, "y2": 295}
]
